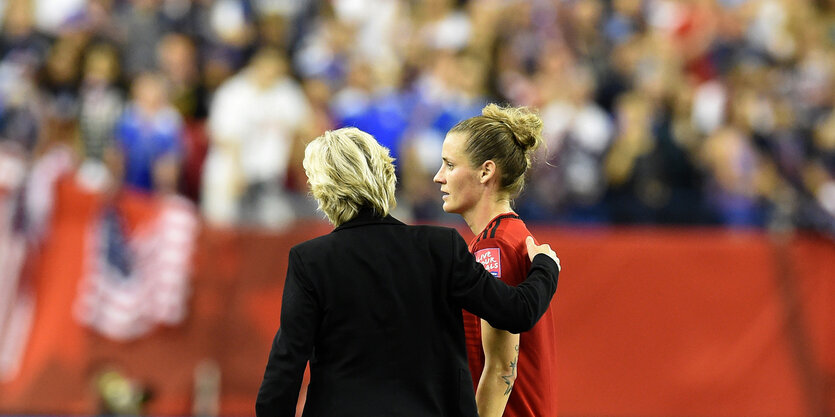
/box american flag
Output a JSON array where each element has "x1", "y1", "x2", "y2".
[{"x1": 74, "y1": 193, "x2": 199, "y2": 341}]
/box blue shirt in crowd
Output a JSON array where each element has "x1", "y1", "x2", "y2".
[{"x1": 115, "y1": 105, "x2": 183, "y2": 192}]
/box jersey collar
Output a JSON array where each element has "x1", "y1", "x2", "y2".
[{"x1": 473, "y1": 212, "x2": 520, "y2": 244}]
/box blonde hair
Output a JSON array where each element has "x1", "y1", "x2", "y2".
[
  {"x1": 450, "y1": 104, "x2": 544, "y2": 198},
  {"x1": 303, "y1": 127, "x2": 397, "y2": 226}
]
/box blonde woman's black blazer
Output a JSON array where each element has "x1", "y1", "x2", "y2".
[{"x1": 256, "y1": 207, "x2": 559, "y2": 417}]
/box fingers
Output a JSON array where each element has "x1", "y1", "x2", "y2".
[
  {"x1": 526, "y1": 236, "x2": 561, "y2": 271},
  {"x1": 525, "y1": 235, "x2": 536, "y2": 254}
]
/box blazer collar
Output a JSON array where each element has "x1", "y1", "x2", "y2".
[{"x1": 331, "y1": 206, "x2": 405, "y2": 232}]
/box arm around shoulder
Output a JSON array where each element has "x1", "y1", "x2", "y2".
[{"x1": 448, "y1": 230, "x2": 560, "y2": 334}]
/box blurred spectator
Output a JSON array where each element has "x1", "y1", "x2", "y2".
[
  {"x1": 157, "y1": 32, "x2": 205, "y2": 119},
  {"x1": 32, "y1": 0, "x2": 87, "y2": 35},
  {"x1": 202, "y1": 47, "x2": 311, "y2": 229},
  {"x1": 294, "y1": 6, "x2": 354, "y2": 85},
  {"x1": 413, "y1": 0, "x2": 470, "y2": 52},
  {"x1": 204, "y1": 0, "x2": 257, "y2": 72},
  {"x1": 604, "y1": 92, "x2": 662, "y2": 223},
  {"x1": 114, "y1": 72, "x2": 183, "y2": 194},
  {"x1": 398, "y1": 50, "x2": 489, "y2": 220},
  {"x1": 812, "y1": 110, "x2": 835, "y2": 224},
  {"x1": 38, "y1": 36, "x2": 83, "y2": 136},
  {"x1": 156, "y1": 32, "x2": 209, "y2": 202},
  {"x1": 78, "y1": 42, "x2": 123, "y2": 162},
  {"x1": 530, "y1": 64, "x2": 614, "y2": 222},
  {"x1": 0, "y1": 57, "x2": 41, "y2": 153},
  {"x1": 604, "y1": 0, "x2": 644, "y2": 46},
  {"x1": 80, "y1": 0, "x2": 124, "y2": 42},
  {"x1": 701, "y1": 123, "x2": 769, "y2": 227},
  {"x1": 288, "y1": 76, "x2": 334, "y2": 193},
  {"x1": 1, "y1": 0, "x2": 51, "y2": 67},
  {"x1": 116, "y1": 0, "x2": 168, "y2": 78}
]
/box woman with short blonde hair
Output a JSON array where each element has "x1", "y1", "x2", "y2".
[{"x1": 303, "y1": 127, "x2": 397, "y2": 226}]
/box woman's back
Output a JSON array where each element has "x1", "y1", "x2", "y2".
[{"x1": 294, "y1": 215, "x2": 473, "y2": 416}]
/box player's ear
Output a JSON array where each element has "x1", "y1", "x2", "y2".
[{"x1": 480, "y1": 160, "x2": 496, "y2": 184}]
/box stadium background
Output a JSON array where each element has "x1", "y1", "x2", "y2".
[{"x1": 0, "y1": 0, "x2": 833, "y2": 416}]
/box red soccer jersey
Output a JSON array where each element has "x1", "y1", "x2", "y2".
[{"x1": 463, "y1": 212, "x2": 559, "y2": 417}]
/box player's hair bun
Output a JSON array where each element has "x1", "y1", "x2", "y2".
[{"x1": 482, "y1": 103, "x2": 543, "y2": 153}]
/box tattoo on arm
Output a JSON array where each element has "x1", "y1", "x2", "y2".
[{"x1": 502, "y1": 344, "x2": 519, "y2": 395}]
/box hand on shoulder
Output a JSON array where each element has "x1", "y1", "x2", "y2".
[{"x1": 525, "y1": 236, "x2": 560, "y2": 271}]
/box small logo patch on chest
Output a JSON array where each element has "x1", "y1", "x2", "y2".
[{"x1": 475, "y1": 248, "x2": 501, "y2": 277}]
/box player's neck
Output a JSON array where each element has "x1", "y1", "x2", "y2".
[{"x1": 463, "y1": 199, "x2": 514, "y2": 236}]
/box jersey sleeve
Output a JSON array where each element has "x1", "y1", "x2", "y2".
[
  {"x1": 471, "y1": 236, "x2": 525, "y2": 286},
  {"x1": 447, "y1": 229, "x2": 559, "y2": 334}
]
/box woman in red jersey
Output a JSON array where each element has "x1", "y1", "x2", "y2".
[{"x1": 434, "y1": 104, "x2": 559, "y2": 417}]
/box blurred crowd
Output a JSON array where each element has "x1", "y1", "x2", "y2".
[{"x1": 2, "y1": 0, "x2": 835, "y2": 233}]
